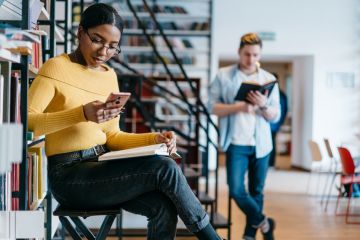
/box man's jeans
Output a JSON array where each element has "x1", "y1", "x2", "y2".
[
  {"x1": 48, "y1": 155, "x2": 209, "y2": 240},
  {"x1": 226, "y1": 144, "x2": 270, "y2": 238}
]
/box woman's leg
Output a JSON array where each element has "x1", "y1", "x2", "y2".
[
  {"x1": 49, "y1": 155, "x2": 220, "y2": 239},
  {"x1": 121, "y1": 191, "x2": 178, "y2": 240}
]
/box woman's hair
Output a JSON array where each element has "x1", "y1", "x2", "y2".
[
  {"x1": 239, "y1": 33, "x2": 262, "y2": 49},
  {"x1": 80, "y1": 3, "x2": 124, "y2": 34}
]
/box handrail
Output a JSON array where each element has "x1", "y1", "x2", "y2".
[
  {"x1": 110, "y1": 57, "x2": 218, "y2": 148},
  {"x1": 125, "y1": 0, "x2": 219, "y2": 150},
  {"x1": 140, "y1": 0, "x2": 219, "y2": 135}
]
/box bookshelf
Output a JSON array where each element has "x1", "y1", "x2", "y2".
[{"x1": 0, "y1": 0, "x2": 64, "y2": 239}]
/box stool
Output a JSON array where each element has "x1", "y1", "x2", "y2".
[{"x1": 53, "y1": 204, "x2": 121, "y2": 240}]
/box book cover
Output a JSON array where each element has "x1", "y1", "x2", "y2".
[
  {"x1": 234, "y1": 80, "x2": 277, "y2": 102},
  {"x1": 98, "y1": 143, "x2": 181, "y2": 161}
]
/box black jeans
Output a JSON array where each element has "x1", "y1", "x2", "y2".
[{"x1": 48, "y1": 155, "x2": 209, "y2": 240}]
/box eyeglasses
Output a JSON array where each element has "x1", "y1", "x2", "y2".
[{"x1": 85, "y1": 31, "x2": 121, "y2": 55}]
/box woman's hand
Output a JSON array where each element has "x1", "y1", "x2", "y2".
[
  {"x1": 246, "y1": 90, "x2": 269, "y2": 108},
  {"x1": 155, "y1": 131, "x2": 177, "y2": 154},
  {"x1": 83, "y1": 100, "x2": 122, "y2": 123}
]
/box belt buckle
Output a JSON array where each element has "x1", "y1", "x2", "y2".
[{"x1": 93, "y1": 146, "x2": 99, "y2": 156}]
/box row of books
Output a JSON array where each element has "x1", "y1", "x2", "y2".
[
  {"x1": 27, "y1": 147, "x2": 47, "y2": 210},
  {"x1": 0, "y1": 66, "x2": 22, "y2": 211},
  {"x1": 0, "y1": 172, "x2": 11, "y2": 210},
  {"x1": 0, "y1": 147, "x2": 46, "y2": 211},
  {"x1": 124, "y1": 54, "x2": 195, "y2": 65},
  {"x1": 132, "y1": 4, "x2": 187, "y2": 14},
  {"x1": 122, "y1": 35, "x2": 193, "y2": 49},
  {"x1": 124, "y1": 19, "x2": 210, "y2": 31},
  {"x1": 0, "y1": 28, "x2": 44, "y2": 71}
]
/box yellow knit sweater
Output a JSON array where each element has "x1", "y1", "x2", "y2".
[{"x1": 28, "y1": 54, "x2": 157, "y2": 157}]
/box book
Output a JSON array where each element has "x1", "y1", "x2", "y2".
[
  {"x1": 234, "y1": 80, "x2": 277, "y2": 102},
  {"x1": 98, "y1": 143, "x2": 181, "y2": 161}
]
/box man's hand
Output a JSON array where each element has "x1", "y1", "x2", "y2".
[
  {"x1": 155, "y1": 131, "x2": 177, "y2": 154},
  {"x1": 246, "y1": 90, "x2": 269, "y2": 108},
  {"x1": 83, "y1": 100, "x2": 122, "y2": 123},
  {"x1": 238, "y1": 102, "x2": 257, "y2": 113}
]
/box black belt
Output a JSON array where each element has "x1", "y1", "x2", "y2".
[{"x1": 48, "y1": 145, "x2": 108, "y2": 167}]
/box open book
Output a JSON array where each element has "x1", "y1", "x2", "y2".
[
  {"x1": 234, "y1": 80, "x2": 277, "y2": 102},
  {"x1": 98, "y1": 143, "x2": 181, "y2": 161}
]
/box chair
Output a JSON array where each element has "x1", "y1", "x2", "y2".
[
  {"x1": 323, "y1": 138, "x2": 342, "y2": 211},
  {"x1": 54, "y1": 204, "x2": 120, "y2": 239},
  {"x1": 307, "y1": 140, "x2": 324, "y2": 195},
  {"x1": 335, "y1": 147, "x2": 360, "y2": 224}
]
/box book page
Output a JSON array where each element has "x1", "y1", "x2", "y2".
[{"x1": 98, "y1": 144, "x2": 168, "y2": 161}]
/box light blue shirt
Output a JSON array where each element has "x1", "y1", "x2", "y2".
[{"x1": 208, "y1": 64, "x2": 281, "y2": 158}]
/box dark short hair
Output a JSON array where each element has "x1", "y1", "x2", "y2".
[
  {"x1": 80, "y1": 3, "x2": 124, "y2": 34},
  {"x1": 239, "y1": 33, "x2": 262, "y2": 49}
]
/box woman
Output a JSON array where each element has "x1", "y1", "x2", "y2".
[{"x1": 28, "y1": 3, "x2": 221, "y2": 240}]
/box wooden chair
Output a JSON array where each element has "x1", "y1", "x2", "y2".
[
  {"x1": 323, "y1": 138, "x2": 342, "y2": 211},
  {"x1": 54, "y1": 205, "x2": 121, "y2": 240},
  {"x1": 336, "y1": 147, "x2": 360, "y2": 224},
  {"x1": 307, "y1": 140, "x2": 324, "y2": 195}
]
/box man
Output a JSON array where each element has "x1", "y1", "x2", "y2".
[{"x1": 208, "y1": 33, "x2": 280, "y2": 240}]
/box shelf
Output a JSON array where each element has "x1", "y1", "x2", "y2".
[
  {"x1": 128, "y1": 63, "x2": 209, "y2": 71},
  {"x1": 123, "y1": 29, "x2": 211, "y2": 37},
  {"x1": 183, "y1": 167, "x2": 201, "y2": 179},
  {"x1": 198, "y1": 191, "x2": 215, "y2": 205},
  {"x1": 212, "y1": 212, "x2": 230, "y2": 229},
  {"x1": 0, "y1": 48, "x2": 20, "y2": 63},
  {"x1": 38, "y1": 7, "x2": 65, "y2": 42},
  {"x1": 122, "y1": 46, "x2": 209, "y2": 55},
  {"x1": 121, "y1": 12, "x2": 210, "y2": 21}
]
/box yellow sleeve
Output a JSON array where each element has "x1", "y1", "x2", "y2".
[
  {"x1": 102, "y1": 117, "x2": 158, "y2": 150},
  {"x1": 28, "y1": 76, "x2": 87, "y2": 137}
]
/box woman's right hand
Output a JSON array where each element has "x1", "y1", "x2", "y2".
[{"x1": 83, "y1": 100, "x2": 122, "y2": 123}]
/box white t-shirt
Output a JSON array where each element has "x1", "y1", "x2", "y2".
[{"x1": 231, "y1": 69, "x2": 272, "y2": 146}]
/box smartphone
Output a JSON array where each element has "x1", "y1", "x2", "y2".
[{"x1": 105, "y1": 92, "x2": 131, "y2": 108}]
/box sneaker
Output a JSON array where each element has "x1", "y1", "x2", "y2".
[{"x1": 262, "y1": 218, "x2": 276, "y2": 240}]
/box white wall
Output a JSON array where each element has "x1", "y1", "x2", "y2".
[{"x1": 212, "y1": 0, "x2": 360, "y2": 169}]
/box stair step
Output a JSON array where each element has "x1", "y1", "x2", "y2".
[
  {"x1": 183, "y1": 167, "x2": 201, "y2": 179},
  {"x1": 198, "y1": 191, "x2": 215, "y2": 205},
  {"x1": 212, "y1": 212, "x2": 230, "y2": 229}
]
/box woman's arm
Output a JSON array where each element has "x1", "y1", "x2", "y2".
[
  {"x1": 28, "y1": 76, "x2": 87, "y2": 136},
  {"x1": 102, "y1": 117, "x2": 158, "y2": 150}
]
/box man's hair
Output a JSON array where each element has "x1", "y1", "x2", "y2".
[{"x1": 239, "y1": 33, "x2": 262, "y2": 49}]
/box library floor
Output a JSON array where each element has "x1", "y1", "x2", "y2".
[{"x1": 97, "y1": 156, "x2": 360, "y2": 240}]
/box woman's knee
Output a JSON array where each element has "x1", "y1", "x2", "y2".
[{"x1": 157, "y1": 156, "x2": 182, "y2": 175}]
